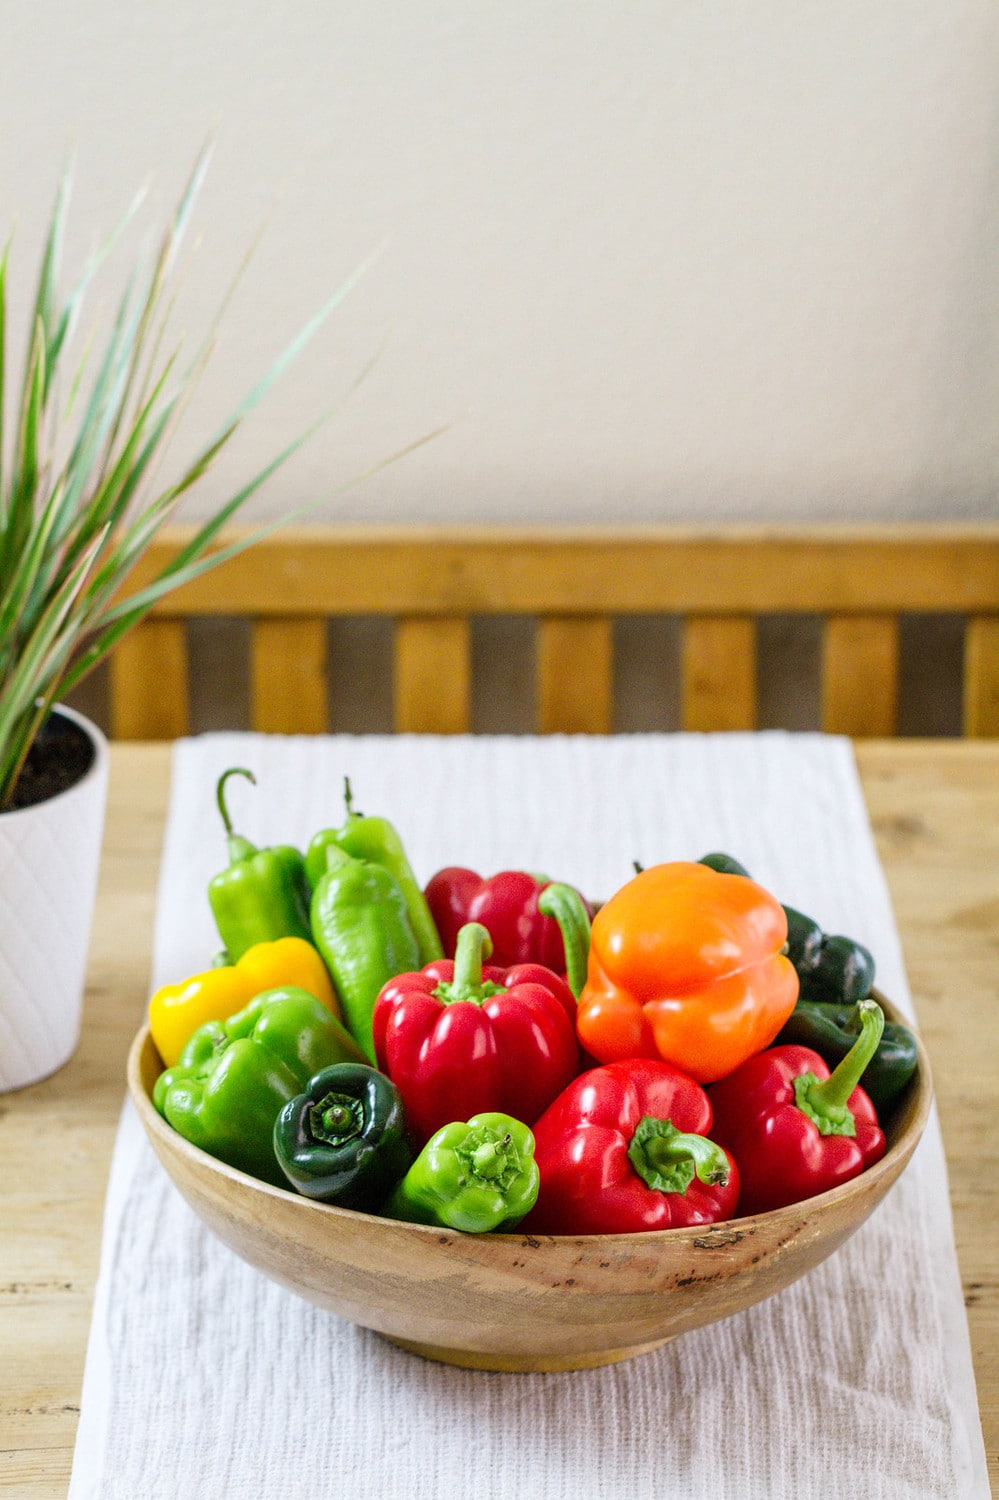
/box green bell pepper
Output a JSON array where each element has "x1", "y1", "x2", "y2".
[
  {"x1": 273, "y1": 1062, "x2": 412, "y2": 1206},
  {"x1": 698, "y1": 851, "x2": 876, "y2": 1004},
  {"x1": 208, "y1": 768, "x2": 313, "y2": 962},
  {"x1": 774, "y1": 998, "x2": 919, "y2": 1114},
  {"x1": 310, "y1": 844, "x2": 421, "y2": 1062},
  {"x1": 305, "y1": 778, "x2": 443, "y2": 965},
  {"x1": 152, "y1": 985, "x2": 367, "y2": 1186},
  {"x1": 383, "y1": 1112, "x2": 540, "y2": 1232}
]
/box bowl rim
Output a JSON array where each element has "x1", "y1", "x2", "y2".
[{"x1": 128, "y1": 985, "x2": 933, "y2": 1246}]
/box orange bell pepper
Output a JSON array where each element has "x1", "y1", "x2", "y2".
[
  {"x1": 575, "y1": 861, "x2": 798, "y2": 1084},
  {"x1": 149, "y1": 936, "x2": 338, "y2": 1066}
]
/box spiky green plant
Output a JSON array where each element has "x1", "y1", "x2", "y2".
[{"x1": 0, "y1": 148, "x2": 415, "y2": 808}]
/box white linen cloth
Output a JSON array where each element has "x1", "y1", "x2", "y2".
[{"x1": 70, "y1": 732, "x2": 989, "y2": 1500}]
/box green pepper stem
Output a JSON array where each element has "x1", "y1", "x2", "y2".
[
  {"x1": 343, "y1": 775, "x2": 362, "y2": 819},
  {"x1": 216, "y1": 767, "x2": 258, "y2": 863},
  {"x1": 537, "y1": 882, "x2": 591, "y2": 999},
  {"x1": 452, "y1": 921, "x2": 492, "y2": 992},
  {"x1": 627, "y1": 1116, "x2": 730, "y2": 1195},
  {"x1": 793, "y1": 998, "x2": 885, "y2": 1134}
]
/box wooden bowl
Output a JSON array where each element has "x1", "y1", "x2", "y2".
[{"x1": 127, "y1": 990, "x2": 932, "y2": 1373}]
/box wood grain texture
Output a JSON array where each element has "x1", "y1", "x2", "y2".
[
  {"x1": 109, "y1": 620, "x2": 188, "y2": 739},
  {"x1": 1, "y1": 742, "x2": 997, "y2": 1491},
  {"x1": 964, "y1": 614, "x2": 999, "y2": 737},
  {"x1": 681, "y1": 615, "x2": 756, "y2": 731},
  {"x1": 393, "y1": 616, "x2": 471, "y2": 732},
  {"x1": 821, "y1": 615, "x2": 900, "y2": 737},
  {"x1": 536, "y1": 616, "x2": 613, "y2": 733},
  {"x1": 251, "y1": 617, "x2": 328, "y2": 733},
  {"x1": 127, "y1": 996, "x2": 930, "y2": 1370},
  {"x1": 121, "y1": 525, "x2": 999, "y2": 615}
]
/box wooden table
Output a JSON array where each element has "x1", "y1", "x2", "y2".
[{"x1": 2, "y1": 741, "x2": 996, "y2": 1495}]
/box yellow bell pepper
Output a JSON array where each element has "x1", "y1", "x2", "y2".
[{"x1": 148, "y1": 936, "x2": 338, "y2": 1066}]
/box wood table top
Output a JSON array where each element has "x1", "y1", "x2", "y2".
[{"x1": 2, "y1": 740, "x2": 996, "y2": 1495}]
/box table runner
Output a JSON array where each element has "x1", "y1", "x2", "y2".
[{"x1": 70, "y1": 732, "x2": 989, "y2": 1500}]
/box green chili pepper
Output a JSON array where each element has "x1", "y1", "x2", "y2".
[
  {"x1": 305, "y1": 778, "x2": 443, "y2": 966},
  {"x1": 383, "y1": 1112, "x2": 540, "y2": 1233},
  {"x1": 698, "y1": 852, "x2": 876, "y2": 1005},
  {"x1": 774, "y1": 999, "x2": 918, "y2": 1114},
  {"x1": 273, "y1": 1062, "x2": 412, "y2": 1207},
  {"x1": 309, "y1": 844, "x2": 421, "y2": 1062},
  {"x1": 208, "y1": 768, "x2": 313, "y2": 962},
  {"x1": 152, "y1": 986, "x2": 366, "y2": 1186}
]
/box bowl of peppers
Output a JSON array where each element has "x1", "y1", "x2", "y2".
[{"x1": 128, "y1": 772, "x2": 933, "y2": 1373}]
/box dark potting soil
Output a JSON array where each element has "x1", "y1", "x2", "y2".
[{"x1": 6, "y1": 712, "x2": 96, "y2": 811}]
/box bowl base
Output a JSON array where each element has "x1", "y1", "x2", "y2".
[{"x1": 381, "y1": 1333, "x2": 675, "y2": 1373}]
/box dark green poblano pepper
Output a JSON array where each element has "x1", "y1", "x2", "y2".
[{"x1": 273, "y1": 1062, "x2": 412, "y2": 1207}]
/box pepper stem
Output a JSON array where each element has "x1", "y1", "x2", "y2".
[
  {"x1": 452, "y1": 921, "x2": 492, "y2": 991},
  {"x1": 537, "y1": 883, "x2": 591, "y2": 999},
  {"x1": 433, "y1": 922, "x2": 507, "y2": 1006},
  {"x1": 216, "y1": 767, "x2": 258, "y2": 863},
  {"x1": 627, "y1": 1116, "x2": 730, "y2": 1196},
  {"x1": 793, "y1": 998, "x2": 885, "y2": 1136}
]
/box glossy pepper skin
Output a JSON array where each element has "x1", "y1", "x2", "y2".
[
  {"x1": 773, "y1": 999, "x2": 918, "y2": 1115},
  {"x1": 153, "y1": 986, "x2": 367, "y2": 1186},
  {"x1": 382, "y1": 1112, "x2": 540, "y2": 1232},
  {"x1": 522, "y1": 1057, "x2": 739, "y2": 1235},
  {"x1": 708, "y1": 998, "x2": 887, "y2": 1214},
  {"x1": 273, "y1": 1062, "x2": 412, "y2": 1207},
  {"x1": 208, "y1": 768, "x2": 312, "y2": 962},
  {"x1": 576, "y1": 861, "x2": 798, "y2": 1085},
  {"x1": 310, "y1": 844, "x2": 421, "y2": 1063},
  {"x1": 699, "y1": 852, "x2": 876, "y2": 1005},
  {"x1": 149, "y1": 936, "x2": 338, "y2": 1066},
  {"x1": 372, "y1": 921, "x2": 579, "y2": 1146},
  {"x1": 305, "y1": 778, "x2": 443, "y2": 966},
  {"x1": 424, "y1": 866, "x2": 590, "y2": 977}
]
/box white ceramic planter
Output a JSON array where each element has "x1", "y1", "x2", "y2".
[{"x1": 0, "y1": 706, "x2": 109, "y2": 1092}]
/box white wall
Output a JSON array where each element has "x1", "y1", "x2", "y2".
[{"x1": 3, "y1": 1, "x2": 999, "y2": 525}]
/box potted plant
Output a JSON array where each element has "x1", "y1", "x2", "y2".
[{"x1": 0, "y1": 148, "x2": 397, "y2": 1092}]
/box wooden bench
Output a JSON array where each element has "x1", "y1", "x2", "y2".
[{"x1": 106, "y1": 524, "x2": 999, "y2": 739}]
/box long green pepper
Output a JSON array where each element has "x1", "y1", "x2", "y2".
[
  {"x1": 309, "y1": 844, "x2": 421, "y2": 1062},
  {"x1": 305, "y1": 778, "x2": 443, "y2": 965},
  {"x1": 208, "y1": 768, "x2": 313, "y2": 961}
]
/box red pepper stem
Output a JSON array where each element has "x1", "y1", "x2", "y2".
[
  {"x1": 216, "y1": 767, "x2": 258, "y2": 863},
  {"x1": 794, "y1": 998, "x2": 885, "y2": 1134},
  {"x1": 627, "y1": 1116, "x2": 730, "y2": 1195},
  {"x1": 537, "y1": 883, "x2": 591, "y2": 999},
  {"x1": 450, "y1": 921, "x2": 494, "y2": 995}
]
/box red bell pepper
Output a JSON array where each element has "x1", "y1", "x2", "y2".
[
  {"x1": 372, "y1": 921, "x2": 580, "y2": 1146},
  {"x1": 521, "y1": 1056, "x2": 739, "y2": 1235},
  {"x1": 424, "y1": 866, "x2": 591, "y2": 980},
  {"x1": 707, "y1": 998, "x2": 887, "y2": 1215}
]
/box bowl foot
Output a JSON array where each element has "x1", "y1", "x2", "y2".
[{"x1": 381, "y1": 1334, "x2": 674, "y2": 1373}]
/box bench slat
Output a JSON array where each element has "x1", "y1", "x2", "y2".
[
  {"x1": 536, "y1": 616, "x2": 613, "y2": 733},
  {"x1": 394, "y1": 617, "x2": 471, "y2": 733},
  {"x1": 251, "y1": 618, "x2": 328, "y2": 734},
  {"x1": 681, "y1": 616, "x2": 756, "y2": 731},
  {"x1": 964, "y1": 615, "x2": 999, "y2": 737},
  {"x1": 821, "y1": 615, "x2": 899, "y2": 736},
  {"x1": 110, "y1": 619, "x2": 189, "y2": 740}
]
